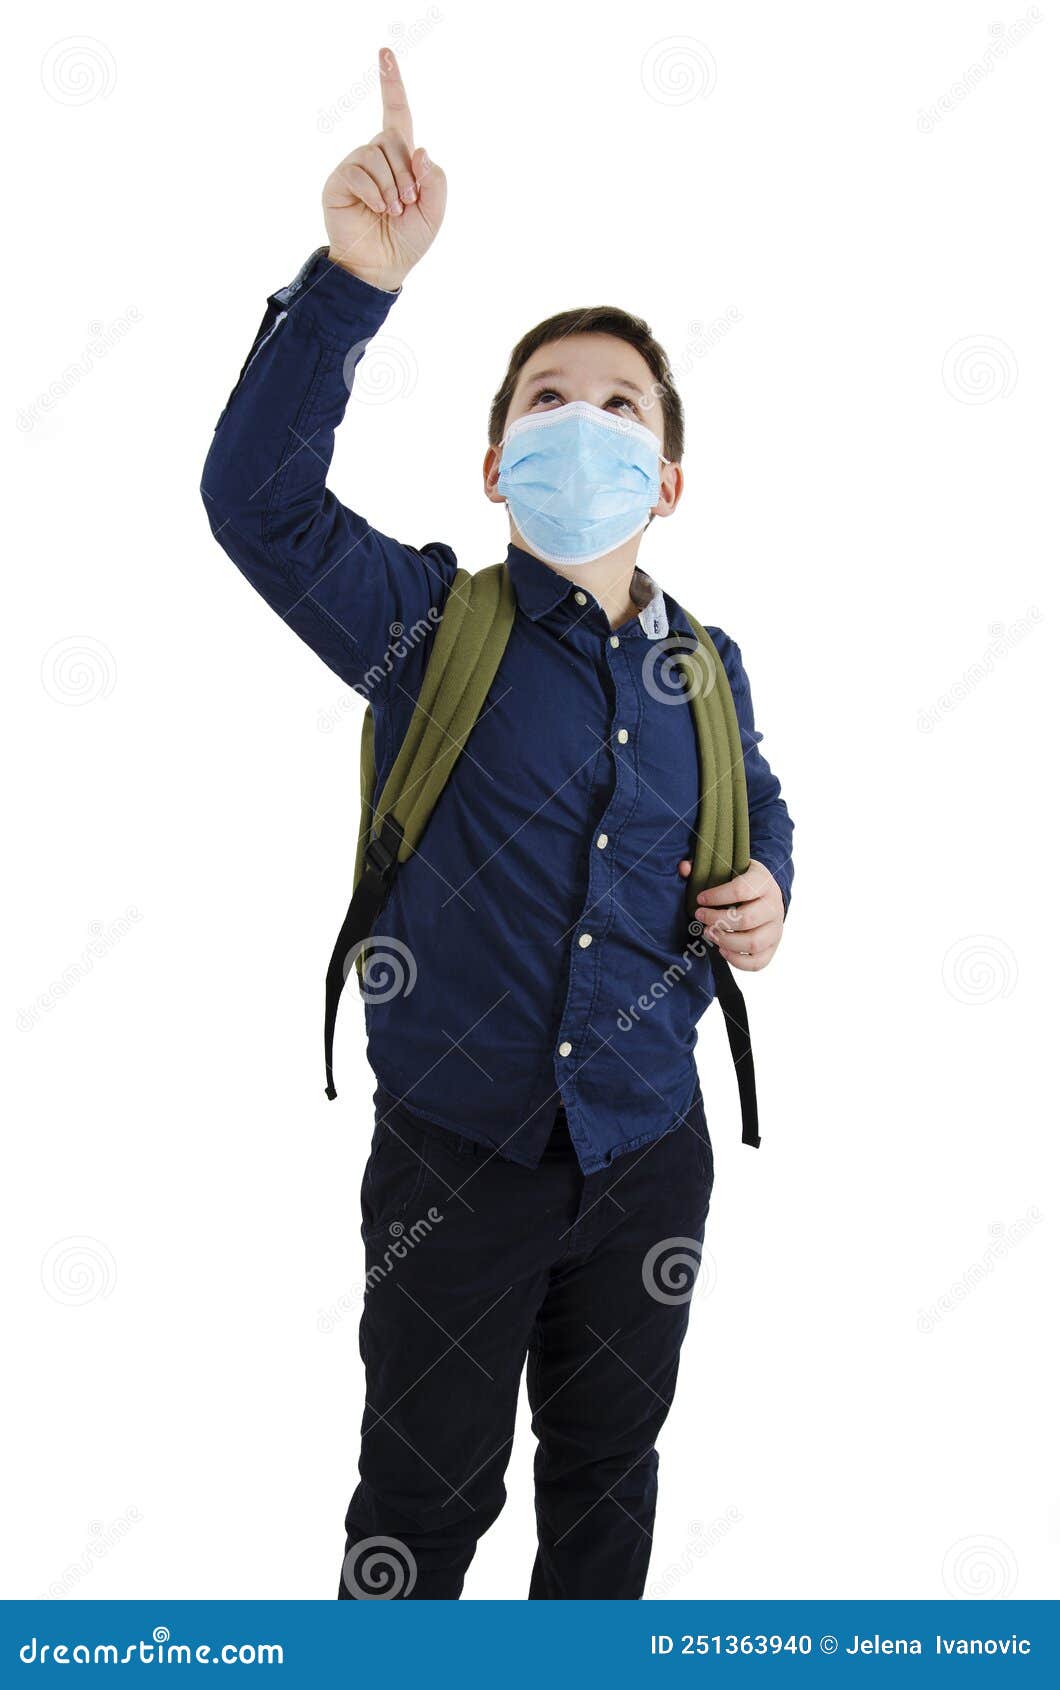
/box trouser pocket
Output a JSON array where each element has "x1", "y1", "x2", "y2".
[{"x1": 360, "y1": 1118, "x2": 431, "y2": 1245}]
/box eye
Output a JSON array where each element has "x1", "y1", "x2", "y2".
[
  {"x1": 530, "y1": 388, "x2": 562, "y2": 407},
  {"x1": 606, "y1": 394, "x2": 638, "y2": 412}
]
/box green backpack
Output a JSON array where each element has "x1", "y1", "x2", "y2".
[{"x1": 324, "y1": 561, "x2": 761, "y2": 1146}]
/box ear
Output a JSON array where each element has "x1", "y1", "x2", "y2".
[
  {"x1": 482, "y1": 443, "x2": 506, "y2": 505},
  {"x1": 652, "y1": 459, "x2": 683, "y2": 519}
]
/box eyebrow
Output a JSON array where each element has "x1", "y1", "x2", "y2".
[{"x1": 523, "y1": 369, "x2": 643, "y2": 395}]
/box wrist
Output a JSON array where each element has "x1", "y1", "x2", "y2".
[{"x1": 326, "y1": 249, "x2": 403, "y2": 294}]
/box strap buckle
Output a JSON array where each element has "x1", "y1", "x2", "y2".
[{"x1": 363, "y1": 813, "x2": 403, "y2": 881}]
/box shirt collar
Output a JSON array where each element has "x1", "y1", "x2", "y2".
[{"x1": 505, "y1": 543, "x2": 671, "y2": 639}]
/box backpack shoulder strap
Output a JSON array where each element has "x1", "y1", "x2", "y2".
[
  {"x1": 677, "y1": 610, "x2": 761, "y2": 1150},
  {"x1": 326, "y1": 561, "x2": 516, "y2": 1098},
  {"x1": 677, "y1": 611, "x2": 751, "y2": 905}
]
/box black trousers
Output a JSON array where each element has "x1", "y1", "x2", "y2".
[{"x1": 338, "y1": 1086, "x2": 714, "y2": 1599}]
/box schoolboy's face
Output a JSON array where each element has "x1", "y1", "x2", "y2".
[{"x1": 482, "y1": 333, "x2": 681, "y2": 522}]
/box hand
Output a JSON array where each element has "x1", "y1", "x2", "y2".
[
  {"x1": 322, "y1": 46, "x2": 447, "y2": 293},
  {"x1": 677, "y1": 858, "x2": 785, "y2": 972}
]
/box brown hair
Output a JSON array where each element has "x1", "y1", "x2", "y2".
[{"x1": 487, "y1": 306, "x2": 685, "y2": 463}]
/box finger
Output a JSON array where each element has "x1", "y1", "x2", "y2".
[
  {"x1": 376, "y1": 130, "x2": 418, "y2": 207},
  {"x1": 327, "y1": 162, "x2": 388, "y2": 216},
  {"x1": 697, "y1": 867, "x2": 768, "y2": 907},
  {"x1": 359, "y1": 143, "x2": 403, "y2": 214},
  {"x1": 378, "y1": 46, "x2": 414, "y2": 152},
  {"x1": 710, "y1": 923, "x2": 780, "y2": 959},
  {"x1": 698, "y1": 896, "x2": 775, "y2": 936},
  {"x1": 677, "y1": 859, "x2": 692, "y2": 879},
  {"x1": 718, "y1": 943, "x2": 776, "y2": 973}
]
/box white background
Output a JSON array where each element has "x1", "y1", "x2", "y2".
[{"x1": 7, "y1": 0, "x2": 1058, "y2": 1602}]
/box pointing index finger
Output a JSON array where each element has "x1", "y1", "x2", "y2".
[{"x1": 379, "y1": 45, "x2": 414, "y2": 149}]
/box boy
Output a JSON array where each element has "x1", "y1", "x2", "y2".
[{"x1": 201, "y1": 47, "x2": 793, "y2": 1600}]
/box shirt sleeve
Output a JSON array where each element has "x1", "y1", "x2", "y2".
[
  {"x1": 200, "y1": 247, "x2": 458, "y2": 696},
  {"x1": 710, "y1": 627, "x2": 795, "y2": 914}
]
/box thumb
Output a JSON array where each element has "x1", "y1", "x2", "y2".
[{"x1": 413, "y1": 147, "x2": 447, "y2": 221}]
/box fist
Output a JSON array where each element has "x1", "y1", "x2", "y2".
[
  {"x1": 322, "y1": 46, "x2": 447, "y2": 293},
  {"x1": 678, "y1": 858, "x2": 786, "y2": 972}
]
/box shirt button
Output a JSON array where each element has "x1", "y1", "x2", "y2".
[
  {"x1": 596, "y1": 833, "x2": 609, "y2": 849},
  {"x1": 577, "y1": 933, "x2": 593, "y2": 949},
  {"x1": 558, "y1": 1040, "x2": 573, "y2": 1057},
  {"x1": 573, "y1": 591, "x2": 587, "y2": 606},
  {"x1": 609, "y1": 635, "x2": 620, "y2": 648},
  {"x1": 616, "y1": 728, "x2": 629, "y2": 744}
]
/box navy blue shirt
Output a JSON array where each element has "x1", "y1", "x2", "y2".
[{"x1": 201, "y1": 249, "x2": 794, "y2": 1174}]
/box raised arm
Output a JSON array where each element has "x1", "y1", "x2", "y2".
[{"x1": 200, "y1": 47, "x2": 452, "y2": 695}]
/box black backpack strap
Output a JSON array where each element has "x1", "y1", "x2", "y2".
[
  {"x1": 704, "y1": 945, "x2": 760, "y2": 1149},
  {"x1": 323, "y1": 812, "x2": 403, "y2": 1100}
]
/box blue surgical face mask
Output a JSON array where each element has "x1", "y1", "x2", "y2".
[{"x1": 496, "y1": 399, "x2": 670, "y2": 567}]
